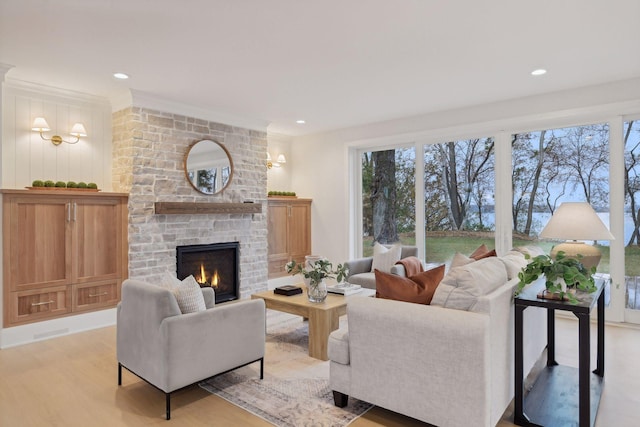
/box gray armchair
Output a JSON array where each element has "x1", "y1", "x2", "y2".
[
  {"x1": 345, "y1": 245, "x2": 419, "y2": 289},
  {"x1": 117, "y1": 279, "x2": 266, "y2": 420}
]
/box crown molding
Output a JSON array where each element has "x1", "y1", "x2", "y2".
[
  {"x1": 0, "y1": 63, "x2": 14, "y2": 82},
  {"x1": 4, "y1": 77, "x2": 111, "y2": 106},
  {"x1": 113, "y1": 89, "x2": 270, "y2": 132}
]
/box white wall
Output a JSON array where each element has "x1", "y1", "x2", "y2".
[
  {"x1": 292, "y1": 78, "x2": 640, "y2": 267},
  {"x1": 266, "y1": 132, "x2": 292, "y2": 192},
  {"x1": 1, "y1": 79, "x2": 112, "y2": 190},
  {"x1": 0, "y1": 79, "x2": 113, "y2": 348}
]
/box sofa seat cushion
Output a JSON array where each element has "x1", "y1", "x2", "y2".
[
  {"x1": 328, "y1": 328, "x2": 350, "y2": 365},
  {"x1": 374, "y1": 264, "x2": 445, "y2": 305},
  {"x1": 348, "y1": 272, "x2": 376, "y2": 288},
  {"x1": 431, "y1": 257, "x2": 507, "y2": 311}
]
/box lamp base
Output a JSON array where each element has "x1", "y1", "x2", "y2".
[{"x1": 549, "y1": 241, "x2": 601, "y2": 271}]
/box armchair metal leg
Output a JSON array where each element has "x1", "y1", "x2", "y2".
[
  {"x1": 166, "y1": 393, "x2": 171, "y2": 420},
  {"x1": 118, "y1": 363, "x2": 122, "y2": 386},
  {"x1": 260, "y1": 358, "x2": 264, "y2": 379}
]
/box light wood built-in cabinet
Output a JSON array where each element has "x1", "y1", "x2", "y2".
[
  {"x1": 267, "y1": 198, "x2": 312, "y2": 279},
  {"x1": 2, "y1": 190, "x2": 128, "y2": 327}
]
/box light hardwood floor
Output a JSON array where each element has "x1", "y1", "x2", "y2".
[{"x1": 1, "y1": 317, "x2": 638, "y2": 426}]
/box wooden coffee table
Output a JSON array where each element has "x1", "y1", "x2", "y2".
[{"x1": 251, "y1": 285, "x2": 375, "y2": 361}]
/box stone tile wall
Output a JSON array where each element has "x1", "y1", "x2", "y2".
[{"x1": 112, "y1": 107, "x2": 268, "y2": 297}]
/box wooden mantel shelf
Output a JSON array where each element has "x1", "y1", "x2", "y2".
[{"x1": 154, "y1": 201, "x2": 262, "y2": 215}]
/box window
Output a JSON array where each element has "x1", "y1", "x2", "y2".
[
  {"x1": 511, "y1": 124, "x2": 610, "y2": 274},
  {"x1": 624, "y1": 119, "x2": 640, "y2": 310},
  {"x1": 423, "y1": 137, "x2": 495, "y2": 264},
  {"x1": 360, "y1": 147, "x2": 415, "y2": 256}
]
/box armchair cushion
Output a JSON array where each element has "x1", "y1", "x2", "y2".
[
  {"x1": 375, "y1": 264, "x2": 445, "y2": 305},
  {"x1": 371, "y1": 242, "x2": 402, "y2": 273}
]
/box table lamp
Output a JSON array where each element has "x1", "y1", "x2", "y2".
[{"x1": 539, "y1": 202, "x2": 614, "y2": 270}]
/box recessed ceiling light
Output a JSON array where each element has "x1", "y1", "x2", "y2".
[
  {"x1": 113, "y1": 72, "x2": 129, "y2": 79},
  {"x1": 531, "y1": 69, "x2": 547, "y2": 76},
  {"x1": 296, "y1": 120, "x2": 306, "y2": 124}
]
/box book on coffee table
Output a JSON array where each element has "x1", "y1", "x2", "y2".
[
  {"x1": 274, "y1": 285, "x2": 303, "y2": 296},
  {"x1": 327, "y1": 283, "x2": 363, "y2": 296}
]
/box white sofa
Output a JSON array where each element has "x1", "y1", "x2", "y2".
[{"x1": 328, "y1": 253, "x2": 547, "y2": 427}]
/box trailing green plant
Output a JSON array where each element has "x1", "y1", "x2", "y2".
[
  {"x1": 515, "y1": 251, "x2": 596, "y2": 303},
  {"x1": 285, "y1": 258, "x2": 348, "y2": 285}
]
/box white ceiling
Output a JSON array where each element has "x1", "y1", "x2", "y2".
[{"x1": 1, "y1": 0, "x2": 639, "y2": 136}]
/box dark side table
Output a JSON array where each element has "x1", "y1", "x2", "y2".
[{"x1": 514, "y1": 277, "x2": 606, "y2": 427}]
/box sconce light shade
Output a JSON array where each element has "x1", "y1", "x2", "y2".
[
  {"x1": 70, "y1": 123, "x2": 87, "y2": 137},
  {"x1": 32, "y1": 117, "x2": 87, "y2": 146},
  {"x1": 31, "y1": 117, "x2": 51, "y2": 132},
  {"x1": 539, "y1": 202, "x2": 614, "y2": 270},
  {"x1": 266, "y1": 152, "x2": 286, "y2": 169}
]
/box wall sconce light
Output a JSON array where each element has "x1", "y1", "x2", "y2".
[
  {"x1": 267, "y1": 153, "x2": 287, "y2": 169},
  {"x1": 32, "y1": 117, "x2": 87, "y2": 146}
]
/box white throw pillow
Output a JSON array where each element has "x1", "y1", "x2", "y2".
[
  {"x1": 371, "y1": 243, "x2": 402, "y2": 273},
  {"x1": 173, "y1": 275, "x2": 207, "y2": 314},
  {"x1": 431, "y1": 257, "x2": 508, "y2": 311},
  {"x1": 499, "y1": 251, "x2": 528, "y2": 280}
]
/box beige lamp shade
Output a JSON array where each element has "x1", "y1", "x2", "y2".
[
  {"x1": 276, "y1": 154, "x2": 286, "y2": 164},
  {"x1": 31, "y1": 117, "x2": 51, "y2": 132},
  {"x1": 539, "y1": 202, "x2": 614, "y2": 270},
  {"x1": 70, "y1": 123, "x2": 87, "y2": 137}
]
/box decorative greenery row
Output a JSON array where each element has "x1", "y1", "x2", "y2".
[
  {"x1": 31, "y1": 180, "x2": 98, "y2": 189},
  {"x1": 268, "y1": 191, "x2": 296, "y2": 196}
]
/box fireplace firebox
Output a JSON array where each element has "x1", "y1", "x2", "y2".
[{"x1": 176, "y1": 242, "x2": 240, "y2": 304}]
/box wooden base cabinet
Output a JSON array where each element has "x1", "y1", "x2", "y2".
[
  {"x1": 2, "y1": 190, "x2": 128, "y2": 327},
  {"x1": 267, "y1": 198, "x2": 311, "y2": 278}
]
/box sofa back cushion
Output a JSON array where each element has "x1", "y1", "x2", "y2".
[
  {"x1": 374, "y1": 264, "x2": 445, "y2": 305},
  {"x1": 431, "y1": 257, "x2": 508, "y2": 311}
]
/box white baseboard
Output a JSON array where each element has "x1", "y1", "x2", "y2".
[{"x1": 0, "y1": 308, "x2": 116, "y2": 349}]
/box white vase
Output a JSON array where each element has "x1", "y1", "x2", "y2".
[
  {"x1": 554, "y1": 278, "x2": 567, "y2": 293},
  {"x1": 307, "y1": 279, "x2": 328, "y2": 303}
]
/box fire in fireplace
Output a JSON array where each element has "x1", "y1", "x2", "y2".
[{"x1": 176, "y1": 242, "x2": 240, "y2": 304}]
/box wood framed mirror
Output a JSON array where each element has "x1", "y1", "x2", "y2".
[{"x1": 184, "y1": 139, "x2": 233, "y2": 195}]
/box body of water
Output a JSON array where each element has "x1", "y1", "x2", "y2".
[{"x1": 478, "y1": 212, "x2": 635, "y2": 245}]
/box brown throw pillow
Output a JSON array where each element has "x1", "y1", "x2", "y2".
[
  {"x1": 469, "y1": 244, "x2": 497, "y2": 260},
  {"x1": 374, "y1": 264, "x2": 446, "y2": 305}
]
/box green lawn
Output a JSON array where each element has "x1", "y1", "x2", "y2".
[{"x1": 362, "y1": 233, "x2": 640, "y2": 276}]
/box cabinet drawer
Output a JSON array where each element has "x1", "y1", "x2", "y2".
[
  {"x1": 72, "y1": 281, "x2": 120, "y2": 312},
  {"x1": 10, "y1": 286, "x2": 71, "y2": 325}
]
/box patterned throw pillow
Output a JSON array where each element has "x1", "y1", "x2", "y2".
[
  {"x1": 158, "y1": 272, "x2": 206, "y2": 314},
  {"x1": 370, "y1": 243, "x2": 402, "y2": 273},
  {"x1": 173, "y1": 275, "x2": 207, "y2": 314}
]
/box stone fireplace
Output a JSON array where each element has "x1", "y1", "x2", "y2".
[
  {"x1": 111, "y1": 106, "x2": 269, "y2": 298},
  {"x1": 176, "y1": 242, "x2": 240, "y2": 304}
]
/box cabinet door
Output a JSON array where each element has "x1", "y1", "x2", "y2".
[
  {"x1": 288, "y1": 202, "x2": 311, "y2": 265},
  {"x1": 267, "y1": 202, "x2": 290, "y2": 277},
  {"x1": 72, "y1": 197, "x2": 123, "y2": 283},
  {"x1": 5, "y1": 196, "x2": 71, "y2": 291}
]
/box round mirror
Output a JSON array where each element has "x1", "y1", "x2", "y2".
[{"x1": 184, "y1": 139, "x2": 233, "y2": 195}]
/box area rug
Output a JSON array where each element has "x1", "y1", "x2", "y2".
[{"x1": 199, "y1": 311, "x2": 372, "y2": 427}]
